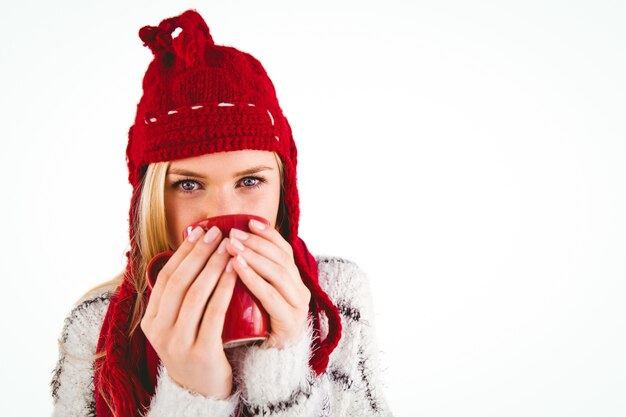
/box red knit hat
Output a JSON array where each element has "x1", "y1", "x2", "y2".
[{"x1": 94, "y1": 9, "x2": 341, "y2": 417}]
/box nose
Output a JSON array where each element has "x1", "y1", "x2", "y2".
[{"x1": 203, "y1": 188, "x2": 242, "y2": 218}]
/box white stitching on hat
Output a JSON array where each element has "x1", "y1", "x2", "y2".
[
  {"x1": 275, "y1": 136, "x2": 280, "y2": 141},
  {"x1": 146, "y1": 103, "x2": 277, "y2": 128}
]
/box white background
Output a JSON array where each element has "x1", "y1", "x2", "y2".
[{"x1": 1, "y1": 1, "x2": 625, "y2": 416}]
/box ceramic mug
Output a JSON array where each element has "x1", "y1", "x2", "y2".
[{"x1": 147, "y1": 214, "x2": 271, "y2": 348}]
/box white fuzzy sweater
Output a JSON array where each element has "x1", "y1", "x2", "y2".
[{"x1": 51, "y1": 256, "x2": 392, "y2": 416}]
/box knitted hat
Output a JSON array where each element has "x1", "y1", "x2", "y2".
[{"x1": 94, "y1": 9, "x2": 341, "y2": 417}]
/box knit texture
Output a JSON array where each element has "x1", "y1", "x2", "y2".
[
  {"x1": 51, "y1": 294, "x2": 111, "y2": 417},
  {"x1": 52, "y1": 257, "x2": 393, "y2": 417},
  {"x1": 147, "y1": 366, "x2": 239, "y2": 417},
  {"x1": 95, "y1": 9, "x2": 342, "y2": 417}
]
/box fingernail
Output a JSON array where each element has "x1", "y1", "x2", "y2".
[
  {"x1": 188, "y1": 226, "x2": 204, "y2": 242},
  {"x1": 226, "y1": 259, "x2": 233, "y2": 273},
  {"x1": 250, "y1": 219, "x2": 266, "y2": 230},
  {"x1": 230, "y1": 228, "x2": 249, "y2": 241},
  {"x1": 203, "y1": 226, "x2": 220, "y2": 243},
  {"x1": 217, "y1": 238, "x2": 228, "y2": 254},
  {"x1": 230, "y1": 237, "x2": 245, "y2": 251},
  {"x1": 237, "y1": 254, "x2": 247, "y2": 267}
]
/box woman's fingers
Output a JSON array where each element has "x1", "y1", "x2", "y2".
[
  {"x1": 144, "y1": 226, "x2": 207, "y2": 318},
  {"x1": 175, "y1": 238, "x2": 230, "y2": 342},
  {"x1": 225, "y1": 224, "x2": 311, "y2": 347},
  {"x1": 230, "y1": 254, "x2": 295, "y2": 322},
  {"x1": 231, "y1": 254, "x2": 308, "y2": 347},
  {"x1": 229, "y1": 228, "x2": 290, "y2": 268},
  {"x1": 154, "y1": 227, "x2": 223, "y2": 327},
  {"x1": 196, "y1": 260, "x2": 238, "y2": 348},
  {"x1": 227, "y1": 239, "x2": 305, "y2": 309},
  {"x1": 249, "y1": 219, "x2": 294, "y2": 258},
  {"x1": 229, "y1": 226, "x2": 299, "y2": 275}
]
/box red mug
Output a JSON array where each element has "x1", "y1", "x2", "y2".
[{"x1": 147, "y1": 214, "x2": 271, "y2": 348}]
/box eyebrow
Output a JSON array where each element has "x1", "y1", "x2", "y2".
[{"x1": 167, "y1": 165, "x2": 274, "y2": 178}]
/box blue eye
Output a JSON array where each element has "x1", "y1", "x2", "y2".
[
  {"x1": 175, "y1": 179, "x2": 200, "y2": 193},
  {"x1": 239, "y1": 176, "x2": 266, "y2": 189}
]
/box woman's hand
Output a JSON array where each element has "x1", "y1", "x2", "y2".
[
  {"x1": 141, "y1": 226, "x2": 236, "y2": 399},
  {"x1": 226, "y1": 219, "x2": 312, "y2": 348}
]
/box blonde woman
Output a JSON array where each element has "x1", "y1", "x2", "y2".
[{"x1": 51, "y1": 9, "x2": 392, "y2": 417}]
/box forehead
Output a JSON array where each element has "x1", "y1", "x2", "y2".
[{"x1": 167, "y1": 150, "x2": 278, "y2": 173}]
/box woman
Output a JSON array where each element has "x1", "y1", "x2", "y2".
[{"x1": 51, "y1": 9, "x2": 392, "y2": 416}]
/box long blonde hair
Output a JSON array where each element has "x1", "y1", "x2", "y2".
[
  {"x1": 128, "y1": 161, "x2": 172, "y2": 334},
  {"x1": 74, "y1": 161, "x2": 171, "y2": 362}
]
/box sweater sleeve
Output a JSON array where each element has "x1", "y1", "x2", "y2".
[
  {"x1": 232, "y1": 320, "x2": 327, "y2": 416},
  {"x1": 145, "y1": 366, "x2": 239, "y2": 417}
]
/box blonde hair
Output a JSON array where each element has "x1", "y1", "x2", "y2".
[
  {"x1": 128, "y1": 161, "x2": 172, "y2": 335},
  {"x1": 80, "y1": 161, "x2": 171, "y2": 340}
]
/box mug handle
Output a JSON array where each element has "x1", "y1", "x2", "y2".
[{"x1": 146, "y1": 250, "x2": 175, "y2": 290}]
